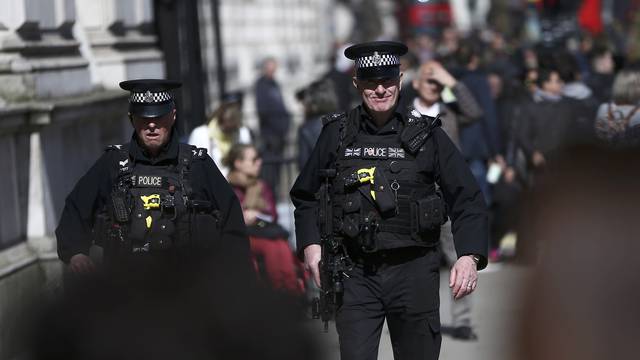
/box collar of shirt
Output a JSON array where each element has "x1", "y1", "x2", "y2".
[
  {"x1": 357, "y1": 103, "x2": 404, "y2": 135},
  {"x1": 412, "y1": 98, "x2": 440, "y2": 117},
  {"x1": 129, "y1": 128, "x2": 179, "y2": 165}
]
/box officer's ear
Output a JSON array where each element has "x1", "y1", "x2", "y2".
[
  {"x1": 352, "y1": 77, "x2": 359, "y2": 89},
  {"x1": 169, "y1": 108, "x2": 177, "y2": 126},
  {"x1": 128, "y1": 113, "x2": 133, "y2": 123},
  {"x1": 399, "y1": 72, "x2": 403, "y2": 90}
]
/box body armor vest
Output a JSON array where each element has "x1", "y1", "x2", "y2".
[
  {"x1": 328, "y1": 108, "x2": 446, "y2": 252},
  {"x1": 96, "y1": 143, "x2": 219, "y2": 257}
]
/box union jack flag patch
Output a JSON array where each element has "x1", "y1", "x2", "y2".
[
  {"x1": 388, "y1": 147, "x2": 405, "y2": 158},
  {"x1": 345, "y1": 147, "x2": 362, "y2": 157}
]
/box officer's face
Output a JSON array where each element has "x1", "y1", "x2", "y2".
[
  {"x1": 131, "y1": 108, "x2": 176, "y2": 155},
  {"x1": 354, "y1": 75, "x2": 402, "y2": 114}
]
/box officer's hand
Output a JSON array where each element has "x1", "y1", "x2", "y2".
[
  {"x1": 304, "y1": 244, "x2": 322, "y2": 288},
  {"x1": 69, "y1": 254, "x2": 96, "y2": 274},
  {"x1": 449, "y1": 255, "x2": 478, "y2": 300}
]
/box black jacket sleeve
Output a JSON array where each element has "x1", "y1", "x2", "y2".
[
  {"x1": 433, "y1": 128, "x2": 489, "y2": 269},
  {"x1": 290, "y1": 121, "x2": 340, "y2": 257},
  {"x1": 56, "y1": 153, "x2": 113, "y2": 263},
  {"x1": 192, "y1": 156, "x2": 250, "y2": 261}
]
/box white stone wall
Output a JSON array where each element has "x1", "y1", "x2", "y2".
[
  {"x1": 198, "y1": 0, "x2": 337, "y2": 128},
  {"x1": 0, "y1": 0, "x2": 164, "y2": 290}
]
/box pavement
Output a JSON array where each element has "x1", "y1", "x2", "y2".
[{"x1": 306, "y1": 263, "x2": 532, "y2": 360}]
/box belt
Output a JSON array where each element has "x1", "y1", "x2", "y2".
[{"x1": 347, "y1": 246, "x2": 430, "y2": 266}]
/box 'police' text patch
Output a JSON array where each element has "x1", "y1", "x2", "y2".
[
  {"x1": 135, "y1": 175, "x2": 164, "y2": 187},
  {"x1": 344, "y1": 146, "x2": 405, "y2": 159}
]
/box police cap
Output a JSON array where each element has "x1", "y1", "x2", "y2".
[
  {"x1": 119, "y1": 79, "x2": 182, "y2": 118},
  {"x1": 344, "y1": 41, "x2": 408, "y2": 80}
]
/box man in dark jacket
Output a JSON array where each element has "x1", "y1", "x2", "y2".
[
  {"x1": 255, "y1": 57, "x2": 291, "y2": 194},
  {"x1": 56, "y1": 79, "x2": 249, "y2": 274},
  {"x1": 520, "y1": 68, "x2": 587, "y2": 169},
  {"x1": 454, "y1": 42, "x2": 502, "y2": 205},
  {"x1": 291, "y1": 41, "x2": 488, "y2": 360}
]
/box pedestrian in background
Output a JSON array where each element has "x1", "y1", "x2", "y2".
[
  {"x1": 594, "y1": 67, "x2": 640, "y2": 147},
  {"x1": 188, "y1": 92, "x2": 253, "y2": 177},
  {"x1": 454, "y1": 40, "x2": 502, "y2": 206},
  {"x1": 255, "y1": 57, "x2": 291, "y2": 195},
  {"x1": 225, "y1": 144, "x2": 303, "y2": 295},
  {"x1": 296, "y1": 78, "x2": 339, "y2": 170},
  {"x1": 412, "y1": 59, "x2": 484, "y2": 341}
]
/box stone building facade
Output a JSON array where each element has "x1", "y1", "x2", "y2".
[{"x1": 0, "y1": 0, "x2": 350, "y2": 357}]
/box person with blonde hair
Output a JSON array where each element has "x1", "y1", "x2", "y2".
[{"x1": 188, "y1": 92, "x2": 252, "y2": 176}]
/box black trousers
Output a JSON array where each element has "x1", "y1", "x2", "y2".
[{"x1": 336, "y1": 247, "x2": 442, "y2": 360}]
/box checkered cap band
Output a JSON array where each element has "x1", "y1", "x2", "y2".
[
  {"x1": 130, "y1": 90, "x2": 172, "y2": 104},
  {"x1": 355, "y1": 53, "x2": 400, "y2": 69}
]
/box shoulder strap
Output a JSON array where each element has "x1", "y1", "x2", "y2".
[
  {"x1": 177, "y1": 143, "x2": 220, "y2": 212},
  {"x1": 177, "y1": 144, "x2": 197, "y2": 198},
  {"x1": 105, "y1": 143, "x2": 132, "y2": 187},
  {"x1": 321, "y1": 111, "x2": 347, "y2": 127}
]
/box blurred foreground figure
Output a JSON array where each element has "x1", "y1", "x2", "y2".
[
  {"x1": 291, "y1": 41, "x2": 488, "y2": 360},
  {"x1": 33, "y1": 259, "x2": 321, "y2": 360},
  {"x1": 56, "y1": 79, "x2": 249, "y2": 276},
  {"x1": 517, "y1": 146, "x2": 640, "y2": 360}
]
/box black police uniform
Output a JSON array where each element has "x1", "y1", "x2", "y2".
[
  {"x1": 290, "y1": 42, "x2": 488, "y2": 360},
  {"x1": 56, "y1": 80, "x2": 249, "y2": 270}
]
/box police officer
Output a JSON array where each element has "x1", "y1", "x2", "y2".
[
  {"x1": 291, "y1": 42, "x2": 488, "y2": 360},
  {"x1": 56, "y1": 79, "x2": 249, "y2": 274}
]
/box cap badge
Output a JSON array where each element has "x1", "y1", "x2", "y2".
[
  {"x1": 143, "y1": 90, "x2": 153, "y2": 103},
  {"x1": 372, "y1": 52, "x2": 382, "y2": 66}
]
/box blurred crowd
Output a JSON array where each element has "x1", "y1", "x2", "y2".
[{"x1": 189, "y1": 21, "x2": 640, "y2": 278}]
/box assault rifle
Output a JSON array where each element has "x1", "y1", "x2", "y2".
[{"x1": 312, "y1": 169, "x2": 352, "y2": 332}]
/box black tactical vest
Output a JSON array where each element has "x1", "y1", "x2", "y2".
[
  {"x1": 96, "y1": 143, "x2": 220, "y2": 257},
  {"x1": 327, "y1": 107, "x2": 446, "y2": 252}
]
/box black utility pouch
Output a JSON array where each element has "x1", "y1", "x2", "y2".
[
  {"x1": 372, "y1": 170, "x2": 396, "y2": 218},
  {"x1": 416, "y1": 194, "x2": 446, "y2": 232},
  {"x1": 342, "y1": 195, "x2": 361, "y2": 238}
]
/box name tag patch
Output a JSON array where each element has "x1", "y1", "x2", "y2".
[
  {"x1": 344, "y1": 146, "x2": 405, "y2": 159},
  {"x1": 136, "y1": 175, "x2": 164, "y2": 187}
]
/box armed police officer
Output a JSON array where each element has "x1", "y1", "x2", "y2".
[
  {"x1": 56, "y1": 79, "x2": 249, "y2": 275},
  {"x1": 291, "y1": 42, "x2": 488, "y2": 360}
]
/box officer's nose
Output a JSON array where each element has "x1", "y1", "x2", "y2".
[{"x1": 374, "y1": 84, "x2": 386, "y2": 95}]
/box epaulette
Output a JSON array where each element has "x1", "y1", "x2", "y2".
[
  {"x1": 190, "y1": 146, "x2": 208, "y2": 159},
  {"x1": 105, "y1": 144, "x2": 126, "y2": 152},
  {"x1": 321, "y1": 111, "x2": 347, "y2": 127}
]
